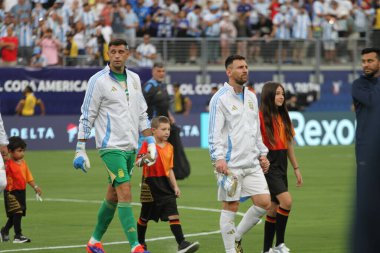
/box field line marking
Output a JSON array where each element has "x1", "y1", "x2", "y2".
[
  {"x1": 0, "y1": 230, "x2": 221, "y2": 252},
  {"x1": 27, "y1": 197, "x2": 246, "y2": 216}
]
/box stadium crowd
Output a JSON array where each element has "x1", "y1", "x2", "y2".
[{"x1": 0, "y1": 0, "x2": 379, "y2": 67}]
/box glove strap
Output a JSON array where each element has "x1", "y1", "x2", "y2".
[
  {"x1": 145, "y1": 136, "x2": 155, "y2": 144},
  {"x1": 76, "y1": 141, "x2": 86, "y2": 151}
]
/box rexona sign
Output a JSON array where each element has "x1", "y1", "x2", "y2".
[{"x1": 289, "y1": 112, "x2": 356, "y2": 146}]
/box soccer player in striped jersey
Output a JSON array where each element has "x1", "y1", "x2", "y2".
[
  {"x1": 259, "y1": 82, "x2": 303, "y2": 253},
  {"x1": 136, "y1": 116, "x2": 200, "y2": 253}
]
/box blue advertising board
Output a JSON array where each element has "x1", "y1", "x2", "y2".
[
  {"x1": 2, "y1": 114, "x2": 200, "y2": 150},
  {"x1": 0, "y1": 68, "x2": 354, "y2": 115}
]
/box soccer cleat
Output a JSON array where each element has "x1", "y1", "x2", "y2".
[
  {"x1": 235, "y1": 239, "x2": 243, "y2": 253},
  {"x1": 273, "y1": 243, "x2": 290, "y2": 253},
  {"x1": 13, "y1": 234, "x2": 31, "y2": 243},
  {"x1": 178, "y1": 240, "x2": 200, "y2": 253},
  {"x1": 262, "y1": 249, "x2": 274, "y2": 253},
  {"x1": 217, "y1": 173, "x2": 238, "y2": 197},
  {"x1": 86, "y1": 242, "x2": 106, "y2": 253},
  {"x1": 0, "y1": 227, "x2": 9, "y2": 242},
  {"x1": 131, "y1": 244, "x2": 150, "y2": 253}
]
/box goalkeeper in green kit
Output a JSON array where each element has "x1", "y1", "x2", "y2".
[{"x1": 73, "y1": 39, "x2": 155, "y2": 253}]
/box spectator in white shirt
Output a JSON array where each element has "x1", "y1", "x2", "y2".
[{"x1": 135, "y1": 33, "x2": 157, "y2": 67}]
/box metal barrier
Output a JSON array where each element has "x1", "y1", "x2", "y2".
[{"x1": 38, "y1": 37, "x2": 370, "y2": 84}]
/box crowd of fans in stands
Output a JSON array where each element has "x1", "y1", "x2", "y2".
[{"x1": 0, "y1": 0, "x2": 379, "y2": 67}]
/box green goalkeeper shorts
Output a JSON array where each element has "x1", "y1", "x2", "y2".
[{"x1": 99, "y1": 149, "x2": 136, "y2": 187}]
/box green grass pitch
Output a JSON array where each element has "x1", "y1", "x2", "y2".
[{"x1": 0, "y1": 145, "x2": 355, "y2": 253}]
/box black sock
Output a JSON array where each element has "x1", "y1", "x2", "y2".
[
  {"x1": 263, "y1": 215, "x2": 276, "y2": 252},
  {"x1": 169, "y1": 219, "x2": 184, "y2": 245},
  {"x1": 137, "y1": 218, "x2": 148, "y2": 245},
  {"x1": 13, "y1": 214, "x2": 22, "y2": 236},
  {"x1": 4, "y1": 216, "x2": 13, "y2": 233},
  {"x1": 275, "y1": 207, "x2": 290, "y2": 246}
]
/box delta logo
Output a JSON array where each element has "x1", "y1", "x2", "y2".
[{"x1": 66, "y1": 124, "x2": 95, "y2": 143}]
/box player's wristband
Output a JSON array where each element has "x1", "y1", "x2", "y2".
[
  {"x1": 76, "y1": 141, "x2": 86, "y2": 151},
  {"x1": 34, "y1": 185, "x2": 38, "y2": 189},
  {"x1": 145, "y1": 136, "x2": 155, "y2": 144}
]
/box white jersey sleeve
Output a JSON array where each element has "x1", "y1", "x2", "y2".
[
  {"x1": 0, "y1": 113, "x2": 8, "y2": 146},
  {"x1": 78, "y1": 70, "x2": 104, "y2": 140},
  {"x1": 208, "y1": 89, "x2": 228, "y2": 161}
]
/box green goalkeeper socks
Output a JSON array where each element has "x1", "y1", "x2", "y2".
[
  {"x1": 92, "y1": 200, "x2": 117, "y2": 241},
  {"x1": 118, "y1": 202, "x2": 139, "y2": 248}
]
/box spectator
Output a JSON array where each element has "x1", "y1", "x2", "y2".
[
  {"x1": 186, "y1": 4, "x2": 202, "y2": 64},
  {"x1": 220, "y1": 11, "x2": 237, "y2": 61},
  {"x1": 99, "y1": 1, "x2": 113, "y2": 27},
  {"x1": 292, "y1": 6, "x2": 312, "y2": 64},
  {"x1": 0, "y1": 26, "x2": 18, "y2": 66},
  {"x1": 135, "y1": 33, "x2": 157, "y2": 68},
  {"x1": 174, "y1": 10, "x2": 190, "y2": 63},
  {"x1": 111, "y1": 2, "x2": 127, "y2": 40},
  {"x1": 38, "y1": 28, "x2": 61, "y2": 66},
  {"x1": 63, "y1": 32, "x2": 78, "y2": 66},
  {"x1": 234, "y1": 8, "x2": 251, "y2": 58},
  {"x1": 124, "y1": 3, "x2": 139, "y2": 50},
  {"x1": 147, "y1": 0, "x2": 161, "y2": 37},
  {"x1": 10, "y1": 0, "x2": 32, "y2": 24},
  {"x1": 31, "y1": 2, "x2": 46, "y2": 29},
  {"x1": 322, "y1": 14, "x2": 339, "y2": 64},
  {"x1": 374, "y1": 1, "x2": 380, "y2": 47},
  {"x1": 73, "y1": 21, "x2": 87, "y2": 56},
  {"x1": 134, "y1": 0, "x2": 151, "y2": 37},
  {"x1": 16, "y1": 15, "x2": 34, "y2": 66},
  {"x1": 15, "y1": 86, "x2": 45, "y2": 116},
  {"x1": 312, "y1": 0, "x2": 325, "y2": 39},
  {"x1": 203, "y1": 4, "x2": 222, "y2": 64},
  {"x1": 172, "y1": 83, "x2": 192, "y2": 116},
  {"x1": 30, "y1": 46, "x2": 47, "y2": 68},
  {"x1": 81, "y1": 3, "x2": 98, "y2": 38},
  {"x1": 271, "y1": 4, "x2": 292, "y2": 63}
]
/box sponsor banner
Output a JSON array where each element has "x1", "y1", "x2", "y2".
[
  {"x1": 200, "y1": 111, "x2": 356, "y2": 148},
  {"x1": 0, "y1": 68, "x2": 354, "y2": 115},
  {"x1": 2, "y1": 114, "x2": 200, "y2": 150},
  {"x1": 0, "y1": 67, "x2": 151, "y2": 115}
]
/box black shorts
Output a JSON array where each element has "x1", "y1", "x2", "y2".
[
  {"x1": 139, "y1": 197, "x2": 178, "y2": 222},
  {"x1": 265, "y1": 149, "x2": 288, "y2": 204},
  {"x1": 3, "y1": 190, "x2": 26, "y2": 217}
]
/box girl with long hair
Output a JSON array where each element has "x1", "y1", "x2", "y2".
[{"x1": 259, "y1": 82, "x2": 303, "y2": 253}]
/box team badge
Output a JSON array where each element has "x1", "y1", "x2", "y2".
[
  {"x1": 111, "y1": 86, "x2": 117, "y2": 92},
  {"x1": 248, "y1": 101, "x2": 254, "y2": 110},
  {"x1": 232, "y1": 105, "x2": 238, "y2": 111},
  {"x1": 118, "y1": 168, "x2": 125, "y2": 178}
]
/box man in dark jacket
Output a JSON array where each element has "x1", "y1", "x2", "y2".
[{"x1": 351, "y1": 47, "x2": 380, "y2": 253}]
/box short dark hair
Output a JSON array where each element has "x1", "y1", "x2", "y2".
[
  {"x1": 361, "y1": 48, "x2": 380, "y2": 60},
  {"x1": 225, "y1": 54, "x2": 246, "y2": 69},
  {"x1": 7, "y1": 136, "x2": 27, "y2": 151},
  {"x1": 151, "y1": 116, "x2": 170, "y2": 129},
  {"x1": 24, "y1": 86, "x2": 33, "y2": 93},
  {"x1": 108, "y1": 39, "x2": 129, "y2": 50},
  {"x1": 153, "y1": 62, "x2": 164, "y2": 69}
]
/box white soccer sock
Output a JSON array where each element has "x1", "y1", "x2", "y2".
[
  {"x1": 235, "y1": 205, "x2": 266, "y2": 241},
  {"x1": 89, "y1": 236, "x2": 100, "y2": 244},
  {"x1": 220, "y1": 210, "x2": 237, "y2": 253}
]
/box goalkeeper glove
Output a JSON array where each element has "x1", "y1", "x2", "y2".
[
  {"x1": 145, "y1": 136, "x2": 157, "y2": 166},
  {"x1": 73, "y1": 141, "x2": 90, "y2": 173}
]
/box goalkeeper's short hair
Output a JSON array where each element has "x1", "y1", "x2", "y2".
[{"x1": 151, "y1": 116, "x2": 170, "y2": 129}]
